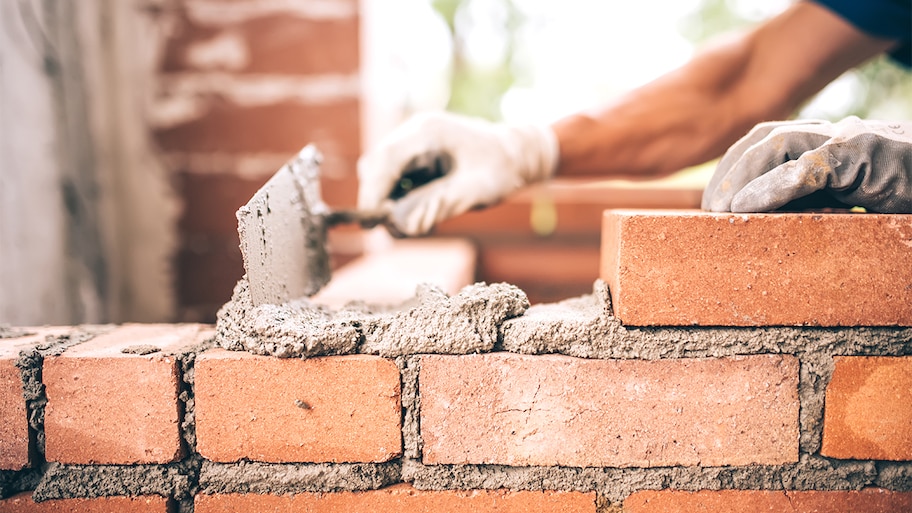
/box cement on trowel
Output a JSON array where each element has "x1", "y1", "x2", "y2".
[
  {"x1": 237, "y1": 145, "x2": 331, "y2": 306},
  {"x1": 215, "y1": 278, "x2": 529, "y2": 358}
]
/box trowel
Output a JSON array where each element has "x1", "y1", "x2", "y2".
[{"x1": 236, "y1": 145, "x2": 444, "y2": 307}]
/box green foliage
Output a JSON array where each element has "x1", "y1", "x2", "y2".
[{"x1": 431, "y1": 0, "x2": 522, "y2": 121}]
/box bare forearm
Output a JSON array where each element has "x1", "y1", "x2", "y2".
[{"x1": 552, "y1": 2, "x2": 897, "y2": 179}]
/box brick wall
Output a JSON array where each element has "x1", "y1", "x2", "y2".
[
  {"x1": 2, "y1": 210, "x2": 910, "y2": 511},
  {"x1": 155, "y1": 0, "x2": 362, "y2": 322}
]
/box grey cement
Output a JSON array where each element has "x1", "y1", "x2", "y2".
[
  {"x1": 237, "y1": 145, "x2": 332, "y2": 306},
  {"x1": 8, "y1": 280, "x2": 912, "y2": 507},
  {"x1": 199, "y1": 461, "x2": 401, "y2": 494},
  {"x1": 33, "y1": 461, "x2": 198, "y2": 502},
  {"x1": 402, "y1": 454, "x2": 892, "y2": 504},
  {"x1": 216, "y1": 278, "x2": 529, "y2": 358}
]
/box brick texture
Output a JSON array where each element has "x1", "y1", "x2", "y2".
[
  {"x1": 43, "y1": 324, "x2": 208, "y2": 464},
  {"x1": 822, "y1": 356, "x2": 912, "y2": 460},
  {"x1": 0, "y1": 358, "x2": 27, "y2": 470},
  {"x1": 154, "y1": 100, "x2": 359, "y2": 155},
  {"x1": 601, "y1": 210, "x2": 912, "y2": 326},
  {"x1": 0, "y1": 327, "x2": 72, "y2": 470},
  {"x1": 420, "y1": 353, "x2": 799, "y2": 467},
  {"x1": 163, "y1": 14, "x2": 359, "y2": 75},
  {"x1": 0, "y1": 493, "x2": 172, "y2": 513},
  {"x1": 195, "y1": 350, "x2": 401, "y2": 463},
  {"x1": 195, "y1": 485, "x2": 595, "y2": 513},
  {"x1": 624, "y1": 489, "x2": 912, "y2": 512}
]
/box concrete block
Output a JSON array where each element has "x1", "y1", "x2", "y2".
[
  {"x1": 624, "y1": 489, "x2": 912, "y2": 512},
  {"x1": 195, "y1": 350, "x2": 401, "y2": 463},
  {"x1": 601, "y1": 209, "x2": 912, "y2": 326},
  {"x1": 43, "y1": 324, "x2": 208, "y2": 464},
  {"x1": 195, "y1": 485, "x2": 595, "y2": 513},
  {"x1": 0, "y1": 492, "x2": 172, "y2": 513},
  {"x1": 420, "y1": 353, "x2": 799, "y2": 468},
  {"x1": 822, "y1": 356, "x2": 912, "y2": 460}
]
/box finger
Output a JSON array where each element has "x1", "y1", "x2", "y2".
[
  {"x1": 704, "y1": 129, "x2": 831, "y2": 212},
  {"x1": 357, "y1": 114, "x2": 446, "y2": 210},
  {"x1": 729, "y1": 147, "x2": 837, "y2": 212},
  {"x1": 702, "y1": 120, "x2": 827, "y2": 210},
  {"x1": 388, "y1": 176, "x2": 452, "y2": 235}
]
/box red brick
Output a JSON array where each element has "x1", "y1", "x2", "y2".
[
  {"x1": 0, "y1": 492, "x2": 172, "y2": 513},
  {"x1": 624, "y1": 489, "x2": 912, "y2": 513},
  {"x1": 420, "y1": 353, "x2": 798, "y2": 467},
  {"x1": 43, "y1": 324, "x2": 210, "y2": 464},
  {"x1": 313, "y1": 238, "x2": 476, "y2": 309},
  {"x1": 195, "y1": 485, "x2": 595, "y2": 513},
  {"x1": 601, "y1": 210, "x2": 912, "y2": 326},
  {"x1": 195, "y1": 350, "x2": 401, "y2": 463},
  {"x1": 822, "y1": 356, "x2": 912, "y2": 460},
  {"x1": 437, "y1": 180, "x2": 703, "y2": 237},
  {"x1": 153, "y1": 100, "x2": 359, "y2": 156},
  {"x1": 162, "y1": 14, "x2": 359, "y2": 75},
  {"x1": 0, "y1": 327, "x2": 71, "y2": 470}
]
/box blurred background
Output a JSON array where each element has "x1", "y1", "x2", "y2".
[{"x1": 2, "y1": 0, "x2": 911, "y2": 325}]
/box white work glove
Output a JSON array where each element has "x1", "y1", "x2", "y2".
[
  {"x1": 702, "y1": 116, "x2": 912, "y2": 213},
  {"x1": 357, "y1": 111, "x2": 560, "y2": 235}
]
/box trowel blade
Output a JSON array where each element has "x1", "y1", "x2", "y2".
[{"x1": 236, "y1": 145, "x2": 332, "y2": 306}]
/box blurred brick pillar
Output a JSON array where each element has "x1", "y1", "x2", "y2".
[{"x1": 152, "y1": 0, "x2": 361, "y2": 321}]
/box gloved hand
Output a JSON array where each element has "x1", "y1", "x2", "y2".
[
  {"x1": 357, "y1": 111, "x2": 559, "y2": 235},
  {"x1": 702, "y1": 116, "x2": 912, "y2": 213}
]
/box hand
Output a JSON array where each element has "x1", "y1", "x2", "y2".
[
  {"x1": 357, "y1": 111, "x2": 559, "y2": 235},
  {"x1": 702, "y1": 116, "x2": 912, "y2": 213}
]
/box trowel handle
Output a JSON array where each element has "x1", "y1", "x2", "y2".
[{"x1": 388, "y1": 153, "x2": 451, "y2": 200}]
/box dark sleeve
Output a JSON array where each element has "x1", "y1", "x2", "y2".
[{"x1": 812, "y1": 0, "x2": 912, "y2": 66}]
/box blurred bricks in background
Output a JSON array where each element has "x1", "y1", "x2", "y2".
[
  {"x1": 155, "y1": 0, "x2": 362, "y2": 322},
  {"x1": 822, "y1": 356, "x2": 912, "y2": 461}
]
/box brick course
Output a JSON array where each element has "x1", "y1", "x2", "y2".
[
  {"x1": 0, "y1": 493, "x2": 172, "y2": 513},
  {"x1": 0, "y1": 327, "x2": 73, "y2": 470},
  {"x1": 43, "y1": 324, "x2": 207, "y2": 464},
  {"x1": 822, "y1": 356, "x2": 912, "y2": 461},
  {"x1": 195, "y1": 485, "x2": 595, "y2": 513},
  {"x1": 625, "y1": 489, "x2": 912, "y2": 512},
  {"x1": 601, "y1": 210, "x2": 912, "y2": 326},
  {"x1": 195, "y1": 350, "x2": 401, "y2": 463},
  {"x1": 420, "y1": 353, "x2": 799, "y2": 467}
]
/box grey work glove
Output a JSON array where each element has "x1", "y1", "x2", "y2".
[
  {"x1": 358, "y1": 111, "x2": 559, "y2": 235},
  {"x1": 702, "y1": 116, "x2": 912, "y2": 213}
]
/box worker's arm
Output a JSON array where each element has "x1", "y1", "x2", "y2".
[
  {"x1": 553, "y1": 1, "x2": 897, "y2": 178},
  {"x1": 358, "y1": 2, "x2": 900, "y2": 235}
]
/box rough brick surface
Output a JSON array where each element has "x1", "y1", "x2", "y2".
[
  {"x1": 625, "y1": 489, "x2": 912, "y2": 512},
  {"x1": 420, "y1": 353, "x2": 799, "y2": 467},
  {"x1": 601, "y1": 210, "x2": 912, "y2": 326},
  {"x1": 43, "y1": 324, "x2": 207, "y2": 464},
  {"x1": 0, "y1": 493, "x2": 172, "y2": 513},
  {"x1": 822, "y1": 356, "x2": 912, "y2": 460},
  {"x1": 195, "y1": 485, "x2": 595, "y2": 513},
  {"x1": 0, "y1": 357, "x2": 27, "y2": 470},
  {"x1": 195, "y1": 350, "x2": 401, "y2": 463},
  {"x1": 0, "y1": 327, "x2": 71, "y2": 470},
  {"x1": 162, "y1": 14, "x2": 359, "y2": 75}
]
